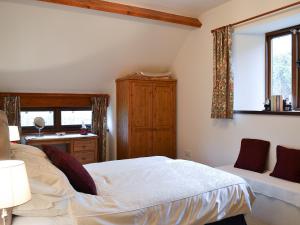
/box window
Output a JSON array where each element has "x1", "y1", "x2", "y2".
[
  {"x1": 266, "y1": 25, "x2": 300, "y2": 109},
  {"x1": 21, "y1": 110, "x2": 54, "y2": 127},
  {"x1": 61, "y1": 110, "x2": 92, "y2": 126},
  {"x1": 21, "y1": 107, "x2": 92, "y2": 132},
  {"x1": 270, "y1": 34, "x2": 292, "y2": 99}
]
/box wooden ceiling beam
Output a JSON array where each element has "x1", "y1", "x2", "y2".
[{"x1": 38, "y1": 0, "x2": 202, "y2": 28}]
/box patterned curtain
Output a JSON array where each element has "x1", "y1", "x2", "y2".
[
  {"x1": 3, "y1": 96, "x2": 21, "y2": 127},
  {"x1": 211, "y1": 25, "x2": 234, "y2": 119},
  {"x1": 91, "y1": 96, "x2": 108, "y2": 162}
]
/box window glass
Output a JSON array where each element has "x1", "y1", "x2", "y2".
[
  {"x1": 21, "y1": 111, "x2": 54, "y2": 127},
  {"x1": 61, "y1": 110, "x2": 92, "y2": 126},
  {"x1": 271, "y1": 34, "x2": 292, "y2": 100}
]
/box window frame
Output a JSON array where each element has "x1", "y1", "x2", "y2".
[
  {"x1": 20, "y1": 107, "x2": 56, "y2": 132},
  {"x1": 21, "y1": 107, "x2": 92, "y2": 134},
  {"x1": 60, "y1": 107, "x2": 92, "y2": 130},
  {"x1": 266, "y1": 24, "x2": 300, "y2": 110}
]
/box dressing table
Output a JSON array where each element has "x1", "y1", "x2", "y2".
[{"x1": 25, "y1": 134, "x2": 98, "y2": 164}]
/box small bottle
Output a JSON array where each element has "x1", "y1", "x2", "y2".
[
  {"x1": 264, "y1": 98, "x2": 271, "y2": 111},
  {"x1": 283, "y1": 99, "x2": 287, "y2": 111},
  {"x1": 80, "y1": 121, "x2": 88, "y2": 135}
]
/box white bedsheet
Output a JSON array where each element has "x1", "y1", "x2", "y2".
[
  {"x1": 218, "y1": 165, "x2": 300, "y2": 208},
  {"x1": 13, "y1": 157, "x2": 255, "y2": 225}
]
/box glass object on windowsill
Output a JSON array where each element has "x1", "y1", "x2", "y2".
[
  {"x1": 33, "y1": 117, "x2": 45, "y2": 137},
  {"x1": 264, "y1": 98, "x2": 271, "y2": 111}
]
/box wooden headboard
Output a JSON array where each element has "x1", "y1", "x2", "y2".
[{"x1": 0, "y1": 110, "x2": 9, "y2": 160}]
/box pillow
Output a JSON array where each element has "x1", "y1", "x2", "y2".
[
  {"x1": 12, "y1": 143, "x2": 47, "y2": 158},
  {"x1": 42, "y1": 145, "x2": 97, "y2": 195},
  {"x1": 234, "y1": 138, "x2": 270, "y2": 173},
  {"x1": 270, "y1": 145, "x2": 300, "y2": 183},
  {"x1": 10, "y1": 144, "x2": 75, "y2": 217}
]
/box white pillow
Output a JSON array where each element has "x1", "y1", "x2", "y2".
[
  {"x1": 10, "y1": 144, "x2": 75, "y2": 217},
  {"x1": 11, "y1": 143, "x2": 47, "y2": 158}
]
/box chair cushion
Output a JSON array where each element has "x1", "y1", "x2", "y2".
[
  {"x1": 234, "y1": 138, "x2": 270, "y2": 173},
  {"x1": 270, "y1": 145, "x2": 300, "y2": 183},
  {"x1": 42, "y1": 145, "x2": 97, "y2": 195}
]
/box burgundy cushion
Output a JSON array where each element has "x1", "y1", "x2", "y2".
[
  {"x1": 42, "y1": 145, "x2": 97, "y2": 195},
  {"x1": 234, "y1": 138, "x2": 270, "y2": 173},
  {"x1": 270, "y1": 146, "x2": 300, "y2": 183}
]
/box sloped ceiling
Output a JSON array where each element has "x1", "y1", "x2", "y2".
[
  {"x1": 109, "y1": 0, "x2": 230, "y2": 17},
  {"x1": 0, "y1": 0, "x2": 228, "y2": 93}
]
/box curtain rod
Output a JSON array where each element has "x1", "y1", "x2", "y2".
[{"x1": 211, "y1": 1, "x2": 300, "y2": 33}]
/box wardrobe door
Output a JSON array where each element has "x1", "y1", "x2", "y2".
[
  {"x1": 116, "y1": 80, "x2": 130, "y2": 159},
  {"x1": 152, "y1": 82, "x2": 176, "y2": 158},
  {"x1": 130, "y1": 82, "x2": 153, "y2": 157}
]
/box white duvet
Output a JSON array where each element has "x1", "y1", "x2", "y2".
[
  {"x1": 13, "y1": 157, "x2": 255, "y2": 225},
  {"x1": 65, "y1": 157, "x2": 254, "y2": 225}
]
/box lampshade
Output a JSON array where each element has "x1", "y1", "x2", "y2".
[
  {"x1": 0, "y1": 160, "x2": 31, "y2": 209},
  {"x1": 8, "y1": 126, "x2": 20, "y2": 142}
]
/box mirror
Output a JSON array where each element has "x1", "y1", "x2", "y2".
[{"x1": 33, "y1": 117, "x2": 45, "y2": 136}]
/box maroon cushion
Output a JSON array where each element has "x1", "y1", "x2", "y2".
[
  {"x1": 234, "y1": 138, "x2": 270, "y2": 173},
  {"x1": 270, "y1": 146, "x2": 300, "y2": 183},
  {"x1": 42, "y1": 145, "x2": 97, "y2": 195}
]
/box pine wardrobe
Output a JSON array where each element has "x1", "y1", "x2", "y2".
[{"x1": 116, "y1": 74, "x2": 176, "y2": 159}]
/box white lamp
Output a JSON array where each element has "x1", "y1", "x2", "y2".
[
  {"x1": 0, "y1": 160, "x2": 31, "y2": 225},
  {"x1": 8, "y1": 126, "x2": 20, "y2": 142}
]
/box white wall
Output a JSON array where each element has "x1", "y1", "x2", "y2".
[
  {"x1": 0, "y1": 0, "x2": 193, "y2": 159},
  {"x1": 172, "y1": 0, "x2": 300, "y2": 169},
  {"x1": 233, "y1": 33, "x2": 265, "y2": 110},
  {"x1": 2, "y1": 0, "x2": 300, "y2": 164}
]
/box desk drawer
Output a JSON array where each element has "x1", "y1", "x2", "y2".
[
  {"x1": 73, "y1": 151, "x2": 96, "y2": 164},
  {"x1": 74, "y1": 139, "x2": 97, "y2": 152}
]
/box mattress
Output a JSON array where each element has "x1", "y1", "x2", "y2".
[{"x1": 13, "y1": 157, "x2": 255, "y2": 225}]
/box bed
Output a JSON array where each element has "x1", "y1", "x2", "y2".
[{"x1": 0, "y1": 111, "x2": 255, "y2": 225}]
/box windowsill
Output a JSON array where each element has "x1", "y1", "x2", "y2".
[{"x1": 234, "y1": 110, "x2": 300, "y2": 116}]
